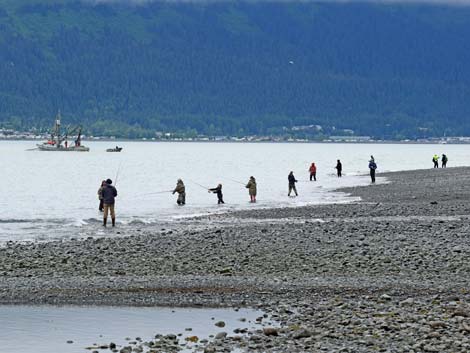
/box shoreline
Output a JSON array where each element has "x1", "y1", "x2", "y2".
[
  {"x1": 1, "y1": 167, "x2": 470, "y2": 351},
  {"x1": 2, "y1": 138, "x2": 469, "y2": 144}
]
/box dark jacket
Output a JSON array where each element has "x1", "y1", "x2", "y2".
[
  {"x1": 101, "y1": 184, "x2": 117, "y2": 205},
  {"x1": 336, "y1": 162, "x2": 342, "y2": 171},
  {"x1": 210, "y1": 185, "x2": 223, "y2": 198},
  {"x1": 288, "y1": 173, "x2": 297, "y2": 185},
  {"x1": 369, "y1": 161, "x2": 377, "y2": 170}
]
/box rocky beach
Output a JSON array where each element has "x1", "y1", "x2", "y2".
[{"x1": 1, "y1": 167, "x2": 470, "y2": 352}]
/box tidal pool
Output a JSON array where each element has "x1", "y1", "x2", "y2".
[{"x1": 0, "y1": 305, "x2": 266, "y2": 353}]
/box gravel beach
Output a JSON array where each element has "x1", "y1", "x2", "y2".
[{"x1": 1, "y1": 167, "x2": 470, "y2": 352}]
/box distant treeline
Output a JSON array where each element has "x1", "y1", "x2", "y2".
[{"x1": 1, "y1": 1, "x2": 470, "y2": 138}]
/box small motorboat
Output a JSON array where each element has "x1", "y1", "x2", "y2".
[{"x1": 106, "y1": 146, "x2": 123, "y2": 152}]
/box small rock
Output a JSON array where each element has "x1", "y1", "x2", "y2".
[
  {"x1": 452, "y1": 309, "x2": 469, "y2": 317},
  {"x1": 215, "y1": 332, "x2": 227, "y2": 340},
  {"x1": 429, "y1": 321, "x2": 446, "y2": 329},
  {"x1": 263, "y1": 328, "x2": 279, "y2": 336},
  {"x1": 214, "y1": 321, "x2": 226, "y2": 328},
  {"x1": 399, "y1": 298, "x2": 414, "y2": 306},
  {"x1": 380, "y1": 294, "x2": 392, "y2": 301},
  {"x1": 293, "y1": 329, "x2": 312, "y2": 339}
]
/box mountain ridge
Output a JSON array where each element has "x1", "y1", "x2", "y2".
[{"x1": 1, "y1": 1, "x2": 469, "y2": 138}]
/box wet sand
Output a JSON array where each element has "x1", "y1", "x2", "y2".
[{"x1": 1, "y1": 167, "x2": 470, "y2": 352}]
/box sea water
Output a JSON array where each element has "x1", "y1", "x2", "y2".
[{"x1": 0, "y1": 141, "x2": 467, "y2": 241}]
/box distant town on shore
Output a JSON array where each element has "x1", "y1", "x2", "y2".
[{"x1": 1, "y1": 127, "x2": 469, "y2": 144}]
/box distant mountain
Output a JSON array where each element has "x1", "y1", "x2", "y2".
[{"x1": 1, "y1": 0, "x2": 470, "y2": 139}]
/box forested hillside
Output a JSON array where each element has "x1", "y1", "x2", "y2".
[{"x1": 1, "y1": 0, "x2": 470, "y2": 138}]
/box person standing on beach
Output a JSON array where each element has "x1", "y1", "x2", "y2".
[
  {"x1": 432, "y1": 155, "x2": 439, "y2": 168},
  {"x1": 288, "y1": 171, "x2": 298, "y2": 197},
  {"x1": 309, "y1": 162, "x2": 317, "y2": 181},
  {"x1": 100, "y1": 178, "x2": 117, "y2": 227},
  {"x1": 97, "y1": 180, "x2": 106, "y2": 212},
  {"x1": 442, "y1": 154, "x2": 448, "y2": 168},
  {"x1": 208, "y1": 184, "x2": 224, "y2": 204},
  {"x1": 173, "y1": 179, "x2": 186, "y2": 205},
  {"x1": 369, "y1": 159, "x2": 377, "y2": 183},
  {"x1": 335, "y1": 160, "x2": 343, "y2": 177},
  {"x1": 246, "y1": 176, "x2": 257, "y2": 203}
]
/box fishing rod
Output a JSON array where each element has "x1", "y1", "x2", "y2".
[
  {"x1": 225, "y1": 177, "x2": 246, "y2": 186},
  {"x1": 188, "y1": 179, "x2": 210, "y2": 190},
  {"x1": 128, "y1": 190, "x2": 174, "y2": 199},
  {"x1": 114, "y1": 162, "x2": 123, "y2": 186}
]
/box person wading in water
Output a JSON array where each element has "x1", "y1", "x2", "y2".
[
  {"x1": 335, "y1": 160, "x2": 343, "y2": 177},
  {"x1": 208, "y1": 184, "x2": 224, "y2": 204},
  {"x1": 288, "y1": 171, "x2": 298, "y2": 197},
  {"x1": 173, "y1": 179, "x2": 186, "y2": 205},
  {"x1": 100, "y1": 179, "x2": 117, "y2": 227},
  {"x1": 369, "y1": 158, "x2": 377, "y2": 183},
  {"x1": 246, "y1": 176, "x2": 257, "y2": 203},
  {"x1": 309, "y1": 162, "x2": 317, "y2": 181}
]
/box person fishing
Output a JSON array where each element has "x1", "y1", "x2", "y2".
[
  {"x1": 369, "y1": 159, "x2": 377, "y2": 183},
  {"x1": 335, "y1": 160, "x2": 342, "y2": 177},
  {"x1": 432, "y1": 154, "x2": 439, "y2": 168},
  {"x1": 100, "y1": 178, "x2": 117, "y2": 227},
  {"x1": 173, "y1": 179, "x2": 186, "y2": 205},
  {"x1": 442, "y1": 154, "x2": 448, "y2": 168},
  {"x1": 288, "y1": 171, "x2": 298, "y2": 197},
  {"x1": 97, "y1": 180, "x2": 106, "y2": 212},
  {"x1": 208, "y1": 184, "x2": 224, "y2": 204},
  {"x1": 309, "y1": 162, "x2": 317, "y2": 181},
  {"x1": 246, "y1": 176, "x2": 257, "y2": 203}
]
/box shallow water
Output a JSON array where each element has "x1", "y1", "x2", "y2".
[
  {"x1": 0, "y1": 141, "x2": 467, "y2": 241},
  {"x1": 0, "y1": 305, "x2": 265, "y2": 353}
]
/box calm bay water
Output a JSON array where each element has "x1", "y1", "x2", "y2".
[{"x1": 0, "y1": 141, "x2": 468, "y2": 241}]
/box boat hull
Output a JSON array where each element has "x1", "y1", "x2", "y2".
[{"x1": 37, "y1": 144, "x2": 90, "y2": 152}]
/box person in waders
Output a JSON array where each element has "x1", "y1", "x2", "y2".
[
  {"x1": 101, "y1": 179, "x2": 117, "y2": 227},
  {"x1": 442, "y1": 154, "x2": 448, "y2": 168},
  {"x1": 173, "y1": 179, "x2": 186, "y2": 205},
  {"x1": 309, "y1": 162, "x2": 317, "y2": 181},
  {"x1": 432, "y1": 155, "x2": 439, "y2": 168},
  {"x1": 369, "y1": 159, "x2": 377, "y2": 183},
  {"x1": 208, "y1": 184, "x2": 224, "y2": 204},
  {"x1": 335, "y1": 160, "x2": 343, "y2": 177},
  {"x1": 288, "y1": 171, "x2": 298, "y2": 197},
  {"x1": 97, "y1": 180, "x2": 106, "y2": 212},
  {"x1": 246, "y1": 176, "x2": 257, "y2": 203}
]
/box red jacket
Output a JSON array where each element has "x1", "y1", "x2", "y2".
[{"x1": 309, "y1": 164, "x2": 317, "y2": 173}]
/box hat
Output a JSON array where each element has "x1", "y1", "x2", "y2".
[{"x1": 106, "y1": 179, "x2": 112, "y2": 185}]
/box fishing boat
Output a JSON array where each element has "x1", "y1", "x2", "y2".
[
  {"x1": 106, "y1": 146, "x2": 123, "y2": 152},
  {"x1": 36, "y1": 111, "x2": 90, "y2": 152}
]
